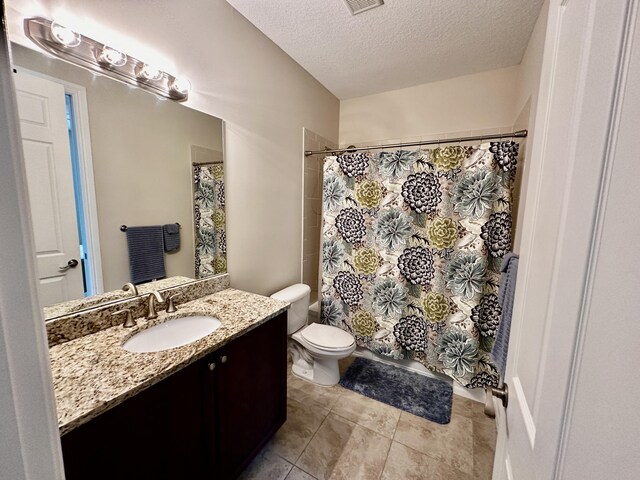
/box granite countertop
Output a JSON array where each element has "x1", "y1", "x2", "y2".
[{"x1": 49, "y1": 288, "x2": 289, "y2": 435}]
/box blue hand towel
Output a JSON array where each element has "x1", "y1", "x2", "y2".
[
  {"x1": 491, "y1": 253, "x2": 519, "y2": 379},
  {"x1": 126, "y1": 226, "x2": 166, "y2": 284},
  {"x1": 163, "y1": 223, "x2": 181, "y2": 252}
]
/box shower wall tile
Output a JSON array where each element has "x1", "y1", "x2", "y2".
[
  {"x1": 303, "y1": 128, "x2": 336, "y2": 302},
  {"x1": 304, "y1": 170, "x2": 322, "y2": 200}
]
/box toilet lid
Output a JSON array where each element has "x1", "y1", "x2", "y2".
[{"x1": 301, "y1": 323, "x2": 354, "y2": 349}]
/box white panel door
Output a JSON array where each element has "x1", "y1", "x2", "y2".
[
  {"x1": 14, "y1": 72, "x2": 84, "y2": 306},
  {"x1": 493, "y1": 0, "x2": 635, "y2": 478}
]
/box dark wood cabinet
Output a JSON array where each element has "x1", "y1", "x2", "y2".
[
  {"x1": 213, "y1": 310, "x2": 288, "y2": 478},
  {"x1": 61, "y1": 312, "x2": 287, "y2": 480},
  {"x1": 61, "y1": 356, "x2": 210, "y2": 479}
]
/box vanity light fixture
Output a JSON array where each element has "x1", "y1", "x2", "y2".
[
  {"x1": 49, "y1": 21, "x2": 81, "y2": 47},
  {"x1": 136, "y1": 62, "x2": 163, "y2": 81},
  {"x1": 24, "y1": 16, "x2": 190, "y2": 102},
  {"x1": 97, "y1": 46, "x2": 127, "y2": 67},
  {"x1": 170, "y1": 76, "x2": 191, "y2": 96}
]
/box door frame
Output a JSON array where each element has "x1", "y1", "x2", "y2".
[
  {"x1": 0, "y1": 15, "x2": 65, "y2": 479},
  {"x1": 15, "y1": 66, "x2": 104, "y2": 296}
]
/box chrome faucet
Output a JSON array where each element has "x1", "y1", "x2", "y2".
[
  {"x1": 122, "y1": 282, "x2": 139, "y2": 296},
  {"x1": 146, "y1": 291, "x2": 165, "y2": 320}
]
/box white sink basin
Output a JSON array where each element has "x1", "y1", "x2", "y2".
[{"x1": 123, "y1": 316, "x2": 222, "y2": 353}]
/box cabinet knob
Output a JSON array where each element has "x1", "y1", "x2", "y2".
[
  {"x1": 208, "y1": 362, "x2": 216, "y2": 371},
  {"x1": 220, "y1": 355, "x2": 228, "y2": 363}
]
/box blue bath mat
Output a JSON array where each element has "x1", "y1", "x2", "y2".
[{"x1": 339, "y1": 357, "x2": 453, "y2": 424}]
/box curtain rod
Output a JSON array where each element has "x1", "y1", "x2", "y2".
[{"x1": 304, "y1": 129, "x2": 528, "y2": 157}]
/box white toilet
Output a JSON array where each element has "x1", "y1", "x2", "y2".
[{"x1": 271, "y1": 284, "x2": 356, "y2": 386}]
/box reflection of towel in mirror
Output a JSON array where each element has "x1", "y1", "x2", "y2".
[
  {"x1": 126, "y1": 226, "x2": 166, "y2": 284},
  {"x1": 491, "y1": 253, "x2": 519, "y2": 379},
  {"x1": 163, "y1": 223, "x2": 181, "y2": 252}
]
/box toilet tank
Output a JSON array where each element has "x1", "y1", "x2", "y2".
[{"x1": 270, "y1": 284, "x2": 310, "y2": 334}]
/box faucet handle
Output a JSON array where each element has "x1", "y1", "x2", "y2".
[
  {"x1": 166, "y1": 294, "x2": 178, "y2": 313},
  {"x1": 122, "y1": 282, "x2": 139, "y2": 296},
  {"x1": 112, "y1": 308, "x2": 136, "y2": 328}
]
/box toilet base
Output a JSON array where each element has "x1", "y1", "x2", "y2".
[
  {"x1": 291, "y1": 357, "x2": 341, "y2": 386},
  {"x1": 291, "y1": 363, "x2": 314, "y2": 383}
]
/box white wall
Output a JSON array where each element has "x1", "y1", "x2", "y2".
[
  {"x1": 338, "y1": 63, "x2": 540, "y2": 253},
  {"x1": 6, "y1": 0, "x2": 340, "y2": 297},
  {"x1": 339, "y1": 66, "x2": 520, "y2": 146},
  {"x1": 338, "y1": 0, "x2": 549, "y2": 148},
  {"x1": 515, "y1": 0, "x2": 550, "y2": 119}
]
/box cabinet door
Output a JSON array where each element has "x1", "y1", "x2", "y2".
[
  {"x1": 61, "y1": 357, "x2": 213, "y2": 480},
  {"x1": 214, "y1": 312, "x2": 287, "y2": 479}
]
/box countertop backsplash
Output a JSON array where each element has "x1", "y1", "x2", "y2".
[{"x1": 45, "y1": 274, "x2": 230, "y2": 347}]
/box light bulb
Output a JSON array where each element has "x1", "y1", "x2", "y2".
[
  {"x1": 97, "y1": 47, "x2": 127, "y2": 67},
  {"x1": 50, "y1": 21, "x2": 81, "y2": 47},
  {"x1": 136, "y1": 63, "x2": 163, "y2": 81},
  {"x1": 169, "y1": 76, "x2": 191, "y2": 95}
]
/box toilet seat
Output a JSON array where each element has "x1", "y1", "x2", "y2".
[{"x1": 298, "y1": 323, "x2": 355, "y2": 352}]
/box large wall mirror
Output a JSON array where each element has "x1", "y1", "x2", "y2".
[{"x1": 10, "y1": 43, "x2": 227, "y2": 321}]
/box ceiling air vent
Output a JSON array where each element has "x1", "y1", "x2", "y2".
[{"x1": 342, "y1": 0, "x2": 384, "y2": 15}]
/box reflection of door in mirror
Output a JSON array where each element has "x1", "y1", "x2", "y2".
[{"x1": 14, "y1": 71, "x2": 96, "y2": 307}]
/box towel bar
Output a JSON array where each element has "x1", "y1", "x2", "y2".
[{"x1": 121, "y1": 223, "x2": 180, "y2": 232}]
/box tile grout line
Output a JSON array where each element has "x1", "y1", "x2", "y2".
[
  {"x1": 392, "y1": 433, "x2": 459, "y2": 469},
  {"x1": 294, "y1": 463, "x2": 319, "y2": 480},
  {"x1": 279, "y1": 389, "x2": 329, "y2": 473},
  {"x1": 284, "y1": 461, "x2": 319, "y2": 480},
  {"x1": 390, "y1": 410, "x2": 401, "y2": 440},
  {"x1": 378, "y1": 435, "x2": 394, "y2": 480},
  {"x1": 293, "y1": 412, "x2": 330, "y2": 466},
  {"x1": 280, "y1": 461, "x2": 295, "y2": 480},
  {"x1": 270, "y1": 451, "x2": 295, "y2": 471},
  {"x1": 328, "y1": 389, "x2": 403, "y2": 439},
  {"x1": 328, "y1": 409, "x2": 399, "y2": 440},
  {"x1": 389, "y1": 439, "x2": 473, "y2": 478}
]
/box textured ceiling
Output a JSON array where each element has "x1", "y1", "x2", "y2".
[{"x1": 225, "y1": 0, "x2": 544, "y2": 99}]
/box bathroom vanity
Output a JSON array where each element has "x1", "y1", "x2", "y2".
[{"x1": 49, "y1": 286, "x2": 289, "y2": 480}]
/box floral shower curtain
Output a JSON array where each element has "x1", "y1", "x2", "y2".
[
  {"x1": 320, "y1": 142, "x2": 519, "y2": 388},
  {"x1": 193, "y1": 163, "x2": 227, "y2": 278}
]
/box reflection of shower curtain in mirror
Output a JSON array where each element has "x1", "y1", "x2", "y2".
[
  {"x1": 320, "y1": 142, "x2": 518, "y2": 388},
  {"x1": 193, "y1": 163, "x2": 227, "y2": 278}
]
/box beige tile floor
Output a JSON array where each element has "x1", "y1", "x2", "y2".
[{"x1": 239, "y1": 357, "x2": 496, "y2": 480}]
